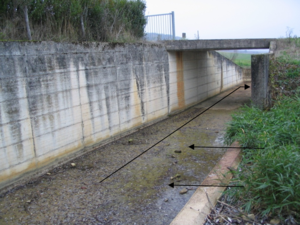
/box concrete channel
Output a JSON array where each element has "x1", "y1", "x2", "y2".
[{"x1": 0, "y1": 84, "x2": 251, "y2": 224}]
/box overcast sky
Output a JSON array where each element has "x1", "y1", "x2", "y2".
[{"x1": 145, "y1": 0, "x2": 300, "y2": 40}]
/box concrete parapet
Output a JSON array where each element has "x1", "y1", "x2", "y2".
[
  {"x1": 269, "y1": 41, "x2": 277, "y2": 54},
  {"x1": 164, "y1": 39, "x2": 276, "y2": 51}
]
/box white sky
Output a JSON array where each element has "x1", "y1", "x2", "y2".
[{"x1": 145, "y1": 0, "x2": 300, "y2": 39}]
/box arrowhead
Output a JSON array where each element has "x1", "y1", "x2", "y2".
[
  {"x1": 169, "y1": 183, "x2": 174, "y2": 188},
  {"x1": 244, "y1": 84, "x2": 250, "y2": 90},
  {"x1": 189, "y1": 144, "x2": 195, "y2": 150}
]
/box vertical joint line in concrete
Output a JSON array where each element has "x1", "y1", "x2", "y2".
[
  {"x1": 171, "y1": 11, "x2": 175, "y2": 40},
  {"x1": 24, "y1": 52, "x2": 38, "y2": 165},
  {"x1": 76, "y1": 61, "x2": 86, "y2": 149},
  {"x1": 221, "y1": 57, "x2": 224, "y2": 92}
]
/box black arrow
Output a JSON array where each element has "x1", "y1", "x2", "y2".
[
  {"x1": 244, "y1": 84, "x2": 250, "y2": 90},
  {"x1": 99, "y1": 84, "x2": 250, "y2": 184},
  {"x1": 169, "y1": 182, "x2": 244, "y2": 188},
  {"x1": 189, "y1": 144, "x2": 264, "y2": 150}
]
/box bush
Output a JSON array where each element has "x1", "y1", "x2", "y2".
[
  {"x1": 0, "y1": 0, "x2": 147, "y2": 42},
  {"x1": 224, "y1": 96, "x2": 300, "y2": 219}
]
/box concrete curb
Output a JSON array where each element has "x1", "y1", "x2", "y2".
[{"x1": 170, "y1": 142, "x2": 241, "y2": 225}]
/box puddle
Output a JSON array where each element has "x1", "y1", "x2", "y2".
[{"x1": 0, "y1": 86, "x2": 251, "y2": 224}]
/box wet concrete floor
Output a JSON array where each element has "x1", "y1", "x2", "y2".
[{"x1": 0, "y1": 84, "x2": 251, "y2": 225}]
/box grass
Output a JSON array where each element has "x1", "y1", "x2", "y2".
[
  {"x1": 223, "y1": 55, "x2": 300, "y2": 221},
  {"x1": 224, "y1": 97, "x2": 300, "y2": 219},
  {"x1": 235, "y1": 59, "x2": 251, "y2": 67},
  {"x1": 219, "y1": 52, "x2": 251, "y2": 67}
]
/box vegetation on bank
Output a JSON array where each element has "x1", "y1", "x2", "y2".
[
  {"x1": 269, "y1": 54, "x2": 300, "y2": 102},
  {"x1": 223, "y1": 45, "x2": 300, "y2": 221},
  {"x1": 0, "y1": 0, "x2": 146, "y2": 42},
  {"x1": 218, "y1": 52, "x2": 251, "y2": 67}
]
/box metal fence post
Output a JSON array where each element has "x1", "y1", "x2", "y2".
[
  {"x1": 145, "y1": 12, "x2": 176, "y2": 41},
  {"x1": 171, "y1": 11, "x2": 175, "y2": 40}
]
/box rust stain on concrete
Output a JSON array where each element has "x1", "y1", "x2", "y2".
[
  {"x1": 0, "y1": 161, "x2": 36, "y2": 184},
  {"x1": 0, "y1": 142, "x2": 83, "y2": 191},
  {"x1": 132, "y1": 79, "x2": 143, "y2": 125},
  {"x1": 176, "y1": 52, "x2": 185, "y2": 109},
  {"x1": 36, "y1": 142, "x2": 83, "y2": 168}
]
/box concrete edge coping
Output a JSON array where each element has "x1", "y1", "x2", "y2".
[{"x1": 170, "y1": 141, "x2": 242, "y2": 225}]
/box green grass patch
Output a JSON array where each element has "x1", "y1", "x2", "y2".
[
  {"x1": 218, "y1": 52, "x2": 251, "y2": 67},
  {"x1": 235, "y1": 60, "x2": 251, "y2": 67},
  {"x1": 224, "y1": 96, "x2": 300, "y2": 220}
]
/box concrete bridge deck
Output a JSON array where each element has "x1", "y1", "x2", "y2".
[{"x1": 164, "y1": 38, "x2": 276, "y2": 51}]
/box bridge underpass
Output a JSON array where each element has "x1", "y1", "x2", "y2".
[{"x1": 164, "y1": 38, "x2": 275, "y2": 110}]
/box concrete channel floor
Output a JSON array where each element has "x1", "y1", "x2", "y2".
[{"x1": 0, "y1": 84, "x2": 251, "y2": 225}]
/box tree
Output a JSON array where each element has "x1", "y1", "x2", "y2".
[
  {"x1": 0, "y1": 0, "x2": 147, "y2": 42},
  {"x1": 0, "y1": 0, "x2": 32, "y2": 40},
  {"x1": 23, "y1": 4, "x2": 31, "y2": 40}
]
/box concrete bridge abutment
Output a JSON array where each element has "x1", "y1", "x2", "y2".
[{"x1": 165, "y1": 39, "x2": 276, "y2": 110}]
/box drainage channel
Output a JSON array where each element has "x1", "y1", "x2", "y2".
[{"x1": 0, "y1": 85, "x2": 251, "y2": 225}]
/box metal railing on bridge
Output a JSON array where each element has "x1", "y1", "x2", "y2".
[{"x1": 145, "y1": 11, "x2": 175, "y2": 41}]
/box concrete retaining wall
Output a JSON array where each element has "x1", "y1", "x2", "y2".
[
  {"x1": 0, "y1": 42, "x2": 244, "y2": 192},
  {"x1": 168, "y1": 51, "x2": 243, "y2": 112},
  {"x1": 0, "y1": 42, "x2": 170, "y2": 191},
  {"x1": 243, "y1": 68, "x2": 251, "y2": 82}
]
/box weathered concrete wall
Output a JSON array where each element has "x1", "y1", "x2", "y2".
[
  {"x1": 251, "y1": 54, "x2": 271, "y2": 109},
  {"x1": 0, "y1": 42, "x2": 244, "y2": 192},
  {"x1": 0, "y1": 42, "x2": 169, "y2": 191},
  {"x1": 243, "y1": 68, "x2": 251, "y2": 82},
  {"x1": 168, "y1": 51, "x2": 243, "y2": 111}
]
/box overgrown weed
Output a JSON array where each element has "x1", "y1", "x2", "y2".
[
  {"x1": 269, "y1": 55, "x2": 300, "y2": 103},
  {"x1": 0, "y1": 0, "x2": 146, "y2": 42},
  {"x1": 224, "y1": 80, "x2": 300, "y2": 220},
  {"x1": 224, "y1": 41, "x2": 300, "y2": 220}
]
